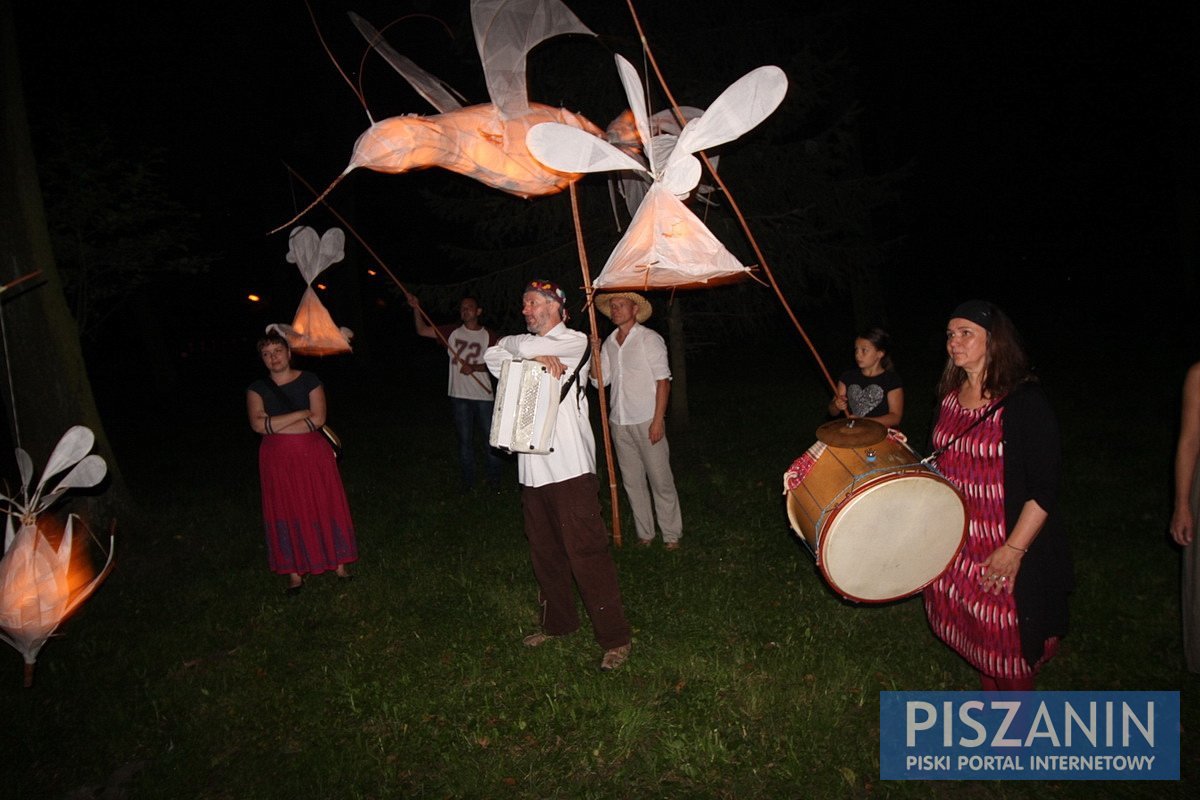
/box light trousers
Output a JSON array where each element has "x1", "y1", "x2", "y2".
[{"x1": 613, "y1": 420, "x2": 682, "y2": 543}]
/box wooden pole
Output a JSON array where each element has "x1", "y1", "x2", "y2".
[
  {"x1": 0, "y1": 269, "x2": 41, "y2": 295},
  {"x1": 569, "y1": 183, "x2": 622, "y2": 546}
]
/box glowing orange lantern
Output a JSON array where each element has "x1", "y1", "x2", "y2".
[
  {"x1": 272, "y1": 0, "x2": 604, "y2": 232},
  {"x1": 527, "y1": 54, "x2": 788, "y2": 290},
  {"x1": 266, "y1": 227, "x2": 354, "y2": 356},
  {"x1": 0, "y1": 426, "x2": 114, "y2": 686}
]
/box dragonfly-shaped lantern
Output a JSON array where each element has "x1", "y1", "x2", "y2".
[
  {"x1": 527, "y1": 54, "x2": 787, "y2": 290},
  {"x1": 0, "y1": 426, "x2": 114, "y2": 686}
]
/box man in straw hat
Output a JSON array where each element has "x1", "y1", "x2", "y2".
[
  {"x1": 484, "y1": 280, "x2": 632, "y2": 672},
  {"x1": 593, "y1": 292, "x2": 683, "y2": 551}
]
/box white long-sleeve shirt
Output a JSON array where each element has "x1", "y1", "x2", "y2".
[
  {"x1": 595, "y1": 323, "x2": 671, "y2": 425},
  {"x1": 484, "y1": 323, "x2": 595, "y2": 487}
]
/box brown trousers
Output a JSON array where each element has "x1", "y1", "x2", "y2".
[{"x1": 521, "y1": 474, "x2": 631, "y2": 650}]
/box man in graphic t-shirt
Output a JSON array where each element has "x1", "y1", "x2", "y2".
[{"x1": 408, "y1": 294, "x2": 502, "y2": 491}]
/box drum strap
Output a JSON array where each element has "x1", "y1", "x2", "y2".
[{"x1": 923, "y1": 387, "x2": 1022, "y2": 466}]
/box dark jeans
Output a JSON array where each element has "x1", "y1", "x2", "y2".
[{"x1": 451, "y1": 397, "x2": 503, "y2": 488}]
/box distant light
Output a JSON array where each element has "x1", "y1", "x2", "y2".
[
  {"x1": 316, "y1": 283, "x2": 327, "y2": 291},
  {"x1": 247, "y1": 294, "x2": 261, "y2": 302},
  {"x1": 366, "y1": 269, "x2": 377, "y2": 277}
]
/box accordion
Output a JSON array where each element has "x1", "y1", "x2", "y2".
[{"x1": 489, "y1": 359, "x2": 559, "y2": 454}]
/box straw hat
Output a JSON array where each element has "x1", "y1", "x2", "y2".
[{"x1": 595, "y1": 292, "x2": 652, "y2": 324}]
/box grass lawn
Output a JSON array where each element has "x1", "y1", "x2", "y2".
[{"x1": 0, "y1": 339, "x2": 1195, "y2": 799}]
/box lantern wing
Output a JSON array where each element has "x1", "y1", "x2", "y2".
[
  {"x1": 472, "y1": 0, "x2": 593, "y2": 120},
  {"x1": 349, "y1": 12, "x2": 467, "y2": 114},
  {"x1": 614, "y1": 55, "x2": 653, "y2": 162},
  {"x1": 649, "y1": 66, "x2": 784, "y2": 196},
  {"x1": 48, "y1": 455, "x2": 107, "y2": 494},
  {"x1": 286, "y1": 226, "x2": 317, "y2": 266},
  {"x1": 527, "y1": 122, "x2": 648, "y2": 175},
  {"x1": 287, "y1": 227, "x2": 346, "y2": 286},
  {"x1": 14, "y1": 449, "x2": 32, "y2": 494},
  {"x1": 315, "y1": 228, "x2": 347, "y2": 277},
  {"x1": 669, "y1": 65, "x2": 788, "y2": 168},
  {"x1": 35, "y1": 426, "x2": 94, "y2": 497}
]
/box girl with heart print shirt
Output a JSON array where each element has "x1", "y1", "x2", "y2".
[{"x1": 827, "y1": 327, "x2": 904, "y2": 429}]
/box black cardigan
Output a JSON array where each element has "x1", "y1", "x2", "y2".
[{"x1": 1001, "y1": 385, "x2": 1073, "y2": 667}]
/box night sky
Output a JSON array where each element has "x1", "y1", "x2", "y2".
[{"x1": 11, "y1": 0, "x2": 1199, "y2": 365}]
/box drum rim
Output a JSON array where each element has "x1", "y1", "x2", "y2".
[{"x1": 816, "y1": 471, "x2": 967, "y2": 604}]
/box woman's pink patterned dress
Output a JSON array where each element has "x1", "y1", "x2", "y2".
[{"x1": 923, "y1": 393, "x2": 1057, "y2": 679}]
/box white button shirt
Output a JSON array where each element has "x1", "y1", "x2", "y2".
[
  {"x1": 596, "y1": 323, "x2": 671, "y2": 425},
  {"x1": 484, "y1": 322, "x2": 595, "y2": 488}
]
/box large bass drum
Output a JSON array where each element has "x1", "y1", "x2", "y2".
[{"x1": 783, "y1": 418, "x2": 966, "y2": 603}]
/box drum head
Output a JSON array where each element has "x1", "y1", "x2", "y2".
[{"x1": 819, "y1": 473, "x2": 966, "y2": 603}]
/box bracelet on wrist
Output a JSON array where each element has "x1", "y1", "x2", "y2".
[{"x1": 1005, "y1": 542, "x2": 1028, "y2": 554}]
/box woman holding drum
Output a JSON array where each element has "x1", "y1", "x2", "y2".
[{"x1": 923, "y1": 301, "x2": 1072, "y2": 690}]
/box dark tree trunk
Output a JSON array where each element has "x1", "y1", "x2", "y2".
[
  {"x1": 0, "y1": 0, "x2": 130, "y2": 519},
  {"x1": 666, "y1": 297, "x2": 689, "y2": 431}
]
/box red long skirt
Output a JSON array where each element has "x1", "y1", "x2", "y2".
[{"x1": 258, "y1": 432, "x2": 357, "y2": 575}]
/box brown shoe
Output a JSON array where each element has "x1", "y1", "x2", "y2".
[
  {"x1": 522, "y1": 632, "x2": 557, "y2": 647},
  {"x1": 600, "y1": 644, "x2": 631, "y2": 671},
  {"x1": 635, "y1": 538, "x2": 652, "y2": 548},
  {"x1": 664, "y1": 541, "x2": 681, "y2": 551}
]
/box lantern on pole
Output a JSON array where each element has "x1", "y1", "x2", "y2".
[
  {"x1": 527, "y1": 54, "x2": 787, "y2": 290},
  {"x1": 266, "y1": 226, "x2": 354, "y2": 356},
  {"x1": 0, "y1": 426, "x2": 114, "y2": 686},
  {"x1": 271, "y1": 0, "x2": 606, "y2": 234}
]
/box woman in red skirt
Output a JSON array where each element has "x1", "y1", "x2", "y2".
[
  {"x1": 246, "y1": 333, "x2": 357, "y2": 593},
  {"x1": 924, "y1": 301, "x2": 1071, "y2": 690}
]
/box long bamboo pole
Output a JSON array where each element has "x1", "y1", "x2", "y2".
[{"x1": 569, "y1": 183, "x2": 622, "y2": 547}]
